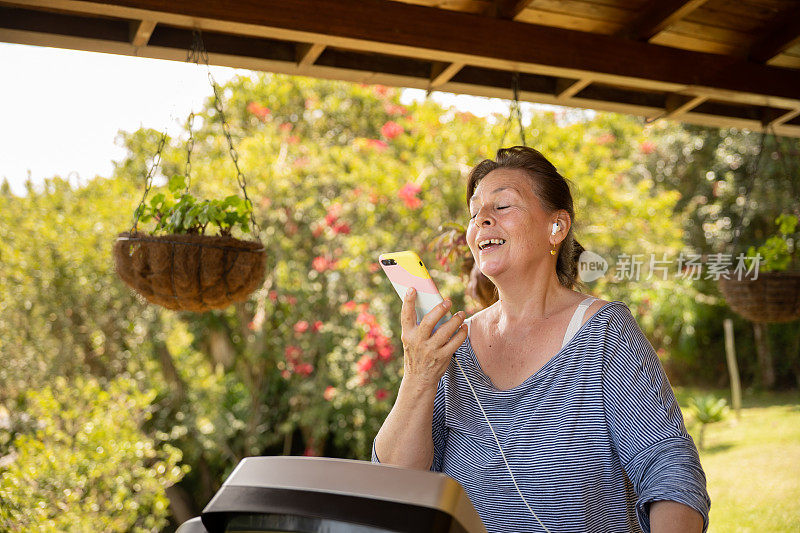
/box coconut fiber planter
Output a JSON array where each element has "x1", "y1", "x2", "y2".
[
  {"x1": 114, "y1": 232, "x2": 266, "y2": 312},
  {"x1": 718, "y1": 271, "x2": 800, "y2": 323}
]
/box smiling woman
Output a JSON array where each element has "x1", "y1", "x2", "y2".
[{"x1": 372, "y1": 146, "x2": 710, "y2": 533}]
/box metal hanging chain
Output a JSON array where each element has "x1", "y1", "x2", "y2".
[
  {"x1": 767, "y1": 122, "x2": 799, "y2": 210},
  {"x1": 729, "y1": 129, "x2": 767, "y2": 254},
  {"x1": 130, "y1": 132, "x2": 168, "y2": 233},
  {"x1": 499, "y1": 73, "x2": 526, "y2": 148},
  {"x1": 184, "y1": 111, "x2": 195, "y2": 193},
  {"x1": 189, "y1": 29, "x2": 260, "y2": 238}
]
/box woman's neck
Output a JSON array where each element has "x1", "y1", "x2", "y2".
[{"x1": 488, "y1": 270, "x2": 575, "y2": 329}]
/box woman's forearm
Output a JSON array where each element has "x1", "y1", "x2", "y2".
[
  {"x1": 373, "y1": 375, "x2": 438, "y2": 470},
  {"x1": 650, "y1": 500, "x2": 704, "y2": 533}
]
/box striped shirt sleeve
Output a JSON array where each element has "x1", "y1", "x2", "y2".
[
  {"x1": 602, "y1": 305, "x2": 711, "y2": 533},
  {"x1": 371, "y1": 376, "x2": 447, "y2": 473}
]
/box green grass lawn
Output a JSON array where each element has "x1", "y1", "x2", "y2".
[{"x1": 673, "y1": 387, "x2": 800, "y2": 532}]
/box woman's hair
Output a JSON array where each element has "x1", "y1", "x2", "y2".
[{"x1": 466, "y1": 145, "x2": 585, "y2": 292}]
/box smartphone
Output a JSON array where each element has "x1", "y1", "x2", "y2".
[{"x1": 379, "y1": 250, "x2": 451, "y2": 332}]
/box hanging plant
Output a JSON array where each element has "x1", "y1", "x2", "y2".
[
  {"x1": 718, "y1": 128, "x2": 800, "y2": 324},
  {"x1": 719, "y1": 212, "x2": 800, "y2": 323},
  {"x1": 114, "y1": 33, "x2": 266, "y2": 312}
]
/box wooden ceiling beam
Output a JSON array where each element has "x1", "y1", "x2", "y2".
[
  {"x1": 430, "y1": 61, "x2": 464, "y2": 88},
  {"x1": 616, "y1": 0, "x2": 710, "y2": 42},
  {"x1": 554, "y1": 78, "x2": 591, "y2": 101},
  {"x1": 2, "y1": 23, "x2": 799, "y2": 137},
  {"x1": 489, "y1": 0, "x2": 534, "y2": 21},
  {"x1": 129, "y1": 19, "x2": 155, "y2": 47},
  {"x1": 662, "y1": 94, "x2": 706, "y2": 119},
  {"x1": 2, "y1": 0, "x2": 799, "y2": 108},
  {"x1": 748, "y1": 5, "x2": 800, "y2": 64},
  {"x1": 296, "y1": 42, "x2": 325, "y2": 66},
  {"x1": 770, "y1": 108, "x2": 800, "y2": 128}
]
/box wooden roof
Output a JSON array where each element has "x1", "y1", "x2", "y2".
[{"x1": 2, "y1": 0, "x2": 800, "y2": 136}]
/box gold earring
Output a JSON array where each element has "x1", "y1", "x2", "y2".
[{"x1": 550, "y1": 243, "x2": 557, "y2": 256}]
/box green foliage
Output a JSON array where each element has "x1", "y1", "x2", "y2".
[
  {"x1": 675, "y1": 388, "x2": 800, "y2": 532},
  {"x1": 133, "y1": 174, "x2": 253, "y2": 236},
  {"x1": 687, "y1": 393, "x2": 729, "y2": 450},
  {"x1": 746, "y1": 213, "x2": 799, "y2": 272},
  {"x1": 0, "y1": 376, "x2": 186, "y2": 532}
]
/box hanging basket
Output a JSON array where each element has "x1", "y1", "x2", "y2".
[
  {"x1": 718, "y1": 271, "x2": 800, "y2": 323},
  {"x1": 114, "y1": 232, "x2": 266, "y2": 312}
]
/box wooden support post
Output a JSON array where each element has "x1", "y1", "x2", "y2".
[
  {"x1": 753, "y1": 322, "x2": 776, "y2": 389},
  {"x1": 723, "y1": 318, "x2": 741, "y2": 419}
]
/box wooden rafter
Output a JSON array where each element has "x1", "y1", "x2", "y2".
[
  {"x1": 554, "y1": 78, "x2": 591, "y2": 101},
  {"x1": 489, "y1": 0, "x2": 534, "y2": 20},
  {"x1": 430, "y1": 61, "x2": 464, "y2": 88},
  {"x1": 662, "y1": 94, "x2": 706, "y2": 119},
  {"x1": 616, "y1": 0, "x2": 710, "y2": 42},
  {"x1": 129, "y1": 19, "x2": 155, "y2": 47},
  {"x1": 748, "y1": 4, "x2": 800, "y2": 64},
  {"x1": 296, "y1": 42, "x2": 325, "y2": 66},
  {"x1": 1, "y1": 0, "x2": 799, "y2": 137}
]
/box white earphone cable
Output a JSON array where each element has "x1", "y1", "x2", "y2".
[{"x1": 451, "y1": 353, "x2": 553, "y2": 533}]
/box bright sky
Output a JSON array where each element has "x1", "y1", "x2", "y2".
[{"x1": 0, "y1": 43, "x2": 563, "y2": 196}]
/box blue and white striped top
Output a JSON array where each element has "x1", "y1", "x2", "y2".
[{"x1": 372, "y1": 299, "x2": 710, "y2": 533}]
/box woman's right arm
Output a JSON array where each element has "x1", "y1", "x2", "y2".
[
  {"x1": 372, "y1": 287, "x2": 468, "y2": 470},
  {"x1": 373, "y1": 374, "x2": 439, "y2": 469}
]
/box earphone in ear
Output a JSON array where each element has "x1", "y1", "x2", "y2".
[{"x1": 551, "y1": 222, "x2": 559, "y2": 235}]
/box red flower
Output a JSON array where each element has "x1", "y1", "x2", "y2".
[
  {"x1": 368, "y1": 262, "x2": 380, "y2": 273},
  {"x1": 639, "y1": 140, "x2": 655, "y2": 154},
  {"x1": 356, "y1": 354, "x2": 374, "y2": 373},
  {"x1": 353, "y1": 187, "x2": 362, "y2": 197},
  {"x1": 367, "y1": 139, "x2": 388, "y2": 151},
  {"x1": 269, "y1": 290, "x2": 278, "y2": 302},
  {"x1": 287, "y1": 135, "x2": 300, "y2": 144},
  {"x1": 313, "y1": 256, "x2": 330, "y2": 272},
  {"x1": 323, "y1": 386, "x2": 336, "y2": 401},
  {"x1": 293, "y1": 157, "x2": 309, "y2": 168},
  {"x1": 356, "y1": 312, "x2": 377, "y2": 327},
  {"x1": 295, "y1": 362, "x2": 314, "y2": 376},
  {"x1": 247, "y1": 321, "x2": 257, "y2": 331},
  {"x1": 375, "y1": 388, "x2": 389, "y2": 401},
  {"x1": 311, "y1": 320, "x2": 323, "y2": 333},
  {"x1": 288, "y1": 296, "x2": 298, "y2": 305},
  {"x1": 333, "y1": 222, "x2": 351, "y2": 235},
  {"x1": 597, "y1": 132, "x2": 616, "y2": 144},
  {"x1": 285, "y1": 345, "x2": 303, "y2": 363},
  {"x1": 294, "y1": 320, "x2": 309, "y2": 333},
  {"x1": 373, "y1": 85, "x2": 391, "y2": 97},
  {"x1": 343, "y1": 301, "x2": 357, "y2": 312},
  {"x1": 312, "y1": 225, "x2": 325, "y2": 238},
  {"x1": 398, "y1": 182, "x2": 422, "y2": 209},
  {"x1": 247, "y1": 102, "x2": 270, "y2": 120},
  {"x1": 381, "y1": 120, "x2": 404, "y2": 140},
  {"x1": 384, "y1": 103, "x2": 407, "y2": 116},
  {"x1": 281, "y1": 369, "x2": 291, "y2": 379},
  {"x1": 377, "y1": 345, "x2": 393, "y2": 362},
  {"x1": 279, "y1": 122, "x2": 293, "y2": 132}
]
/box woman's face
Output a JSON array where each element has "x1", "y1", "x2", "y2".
[{"x1": 466, "y1": 168, "x2": 555, "y2": 279}]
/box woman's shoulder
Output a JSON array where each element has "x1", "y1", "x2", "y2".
[{"x1": 581, "y1": 296, "x2": 636, "y2": 332}]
